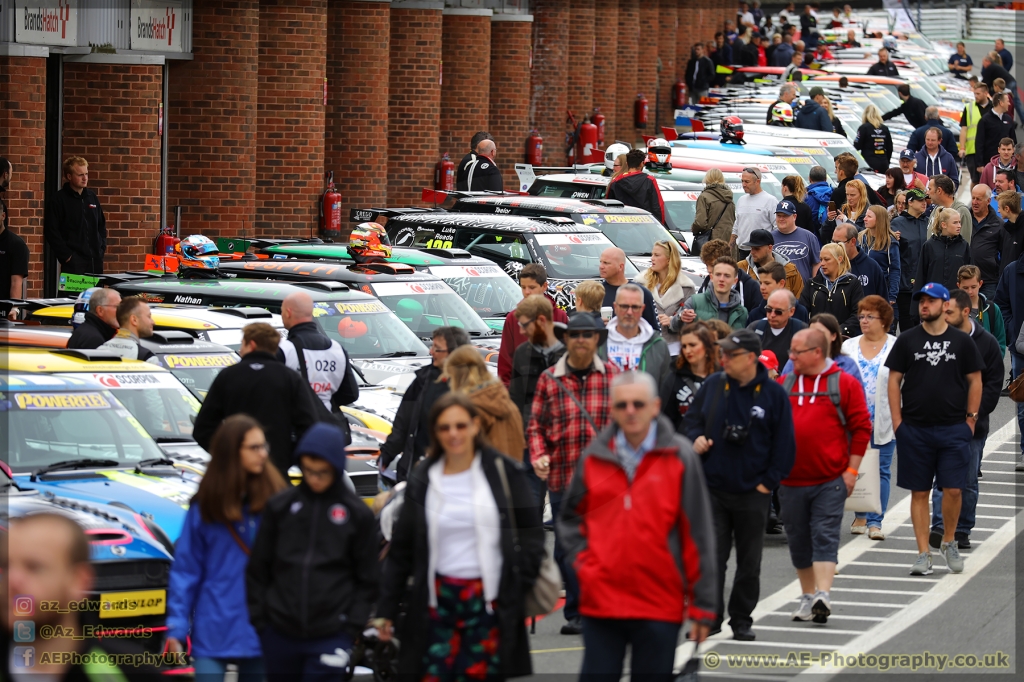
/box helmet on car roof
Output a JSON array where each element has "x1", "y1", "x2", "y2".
[
  {"x1": 721, "y1": 115, "x2": 745, "y2": 143},
  {"x1": 175, "y1": 235, "x2": 220, "y2": 277},
  {"x1": 604, "y1": 143, "x2": 630, "y2": 170},
  {"x1": 348, "y1": 222, "x2": 392, "y2": 263}
]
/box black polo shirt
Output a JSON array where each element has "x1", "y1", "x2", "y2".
[{"x1": 0, "y1": 227, "x2": 29, "y2": 298}]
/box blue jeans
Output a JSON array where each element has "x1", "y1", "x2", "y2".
[
  {"x1": 549, "y1": 489, "x2": 580, "y2": 622},
  {"x1": 193, "y1": 657, "x2": 264, "y2": 682},
  {"x1": 855, "y1": 439, "x2": 896, "y2": 528},
  {"x1": 260, "y1": 626, "x2": 353, "y2": 682},
  {"x1": 931, "y1": 435, "x2": 985, "y2": 535},
  {"x1": 1009, "y1": 80, "x2": 1024, "y2": 128},
  {"x1": 580, "y1": 617, "x2": 681, "y2": 682}
]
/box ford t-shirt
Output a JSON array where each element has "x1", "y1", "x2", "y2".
[
  {"x1": 771, "y1": 226, "x2": 821, "y2": 282},
  {"x1": 885, "y1": 324, "x2": 983, "y2": 427}
]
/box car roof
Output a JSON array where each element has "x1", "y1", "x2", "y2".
[
  {"x1": 107, "y1": 276, "x2": 374, "y2": 302},
  {"x1": 0, "y1": 326, "x2": 73, "y2": 349},
  {"x1": 449, "y1": 196, "x2": 650, "y2": 217},
  {"x1": 0, "y1": 372, "x2": 107, "y2": 391},
  {"x1": 532, "y1": 173, "x2": 706, "y2": 192},
  {"x1": 1, "y1": 348, "x2": 171, "y2": 374},
  {"x1": 392, "y1": 210, "x2": 605, "y2": 233},
  {"x1": 28, "y1": 303, "x2": 281, "y2": 330},
  {"x1": 259, "y1": 243, "x2": 492, "y2": 267},
  {"x1": 139, "y1": 330, "x2": 236, "y2": 354},
  {"x1": 218, "y1": 259, "x2": 445, "y2": 284}
]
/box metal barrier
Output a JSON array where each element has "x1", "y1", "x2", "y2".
[
  {"x1": 855, "y1": 5, "x2": 1020, "y2": 44},
  {"x1": 967, "y1": 8, "x2": 1024, "y2": 44}
]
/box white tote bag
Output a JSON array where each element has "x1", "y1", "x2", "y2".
[{"x1": 844, "y1": 448, "x2": 882, "y2": 514}]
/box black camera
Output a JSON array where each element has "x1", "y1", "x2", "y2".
[{"x1": 723, "y1": 424, "x2": 750, "y2": 445}]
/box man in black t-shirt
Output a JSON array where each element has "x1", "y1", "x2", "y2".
[
  {"x1": 886, "y1": 283, "x2": 982, "y2": 577},
  {"x1": 0, "y1": 200, "x2": 29, "y2": 320},
  {"x1": 455, "y1": 131, "x2": 492, "y2": 191}
]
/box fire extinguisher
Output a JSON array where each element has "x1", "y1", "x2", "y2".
[
  {"x1": 153, "y1": 225, "x2": 180, "y2": 255},
  {"x1": 634, "y1": 93, "x2": 649, "y2": 129},
  {"x1": 672, "y1": 80, "x2": 687, "y2": 109},
  {"x1": 525, "y1": 130, "x2": 543, "y2": 165},
  {"x1": 592, "y1": 108, "x2": 606, "y2": 147},
  {"x1": 434, "y1": 153, "x2": 455, "y2": 191},
  {"x1": 319, "y1": 171, "x2": 342, "y2": 240},
  {"x1": 577, "y1": 118, "x2": 600, "y2": 164}
]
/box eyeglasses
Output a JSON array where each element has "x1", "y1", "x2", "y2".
[
  {"x1": 789, "y1": 347, "x2": 817, "y2": 356},
  {"x1": 832, "y1": 237, "x2": 854, "y2": 245},
  {"x1": 437, "y1": 422, "x2": 471, "y2": 433},
  {"x1": 566, "y1": 330, "x2": 597, "y2": 339},
  {"x1": 613, "y1": 400, "x2": 648, "y2": 411},
  {"x1": 613, "y1": 163, "x2": 622, "y2": 168},
  {"x1": 517, "y1": 317, "x2": 537, "y2": 330},
  {"x1": 857, "y1": 314, "x2": 880, "y2": 321},
  {"x1": 430, "y1": 345, "x2": 449, "y2": 354},
  {"x1": 615, "y1": 303, "x2": 643, "y2": 312},
  {"x1": 765, "y1": 307, "x2": 789, "y2": 316},
  {"x1": 242, "y1": 442, "x2": 269, "y2": 453}
]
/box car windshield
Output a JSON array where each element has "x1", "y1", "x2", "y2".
[
  {"x1": 312, "y1": 301, "x2": 429, "y2": 358},
  {"x1": 2, "y1": 390, "x2": 166, "y2": 472},
  {"x1": 578, "y1": 213, "x2": 680, "y2": 258},
  {"x1": 533, "y1": 233, "x2": 640, "y2": 279},
  {"x1": 370, "y1": 281, "x2": 493, "y2": 336},
  {"x1": 427, "y1": 265, "x2": 523, "y2": 318},
  {"x1": 158, "y1": 352, "x2": 239, "y2": 400},
  {"x1": 532, "y1": 181, "x2": 600, "y2": 199}
]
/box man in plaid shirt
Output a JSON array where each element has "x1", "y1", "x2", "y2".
[{"x1": 527, "y1": 313, "x2": 618, "y2": 636}]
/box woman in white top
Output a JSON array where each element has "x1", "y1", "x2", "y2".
[
  {"x1": 842, "y1": 296, "x2": 897, "y2": 541},
  {"x1": 640, "y1": 239, "x2": 696, "y2": 356},
  {"x1": 377, "y1": 392, "x2": 544, "y2": 680}
]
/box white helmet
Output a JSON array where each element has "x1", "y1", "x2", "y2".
[
  {"x1": 604, "y1": 143, "x2": 630, "y2": 169},
  {"x1": 647, "y1": 138, "x2": 669, "y2": 148}
]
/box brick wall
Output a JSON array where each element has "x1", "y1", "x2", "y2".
[
  {"x1": 0, "y1": 56, "x2": 47, "y2": 297},
  {"x1": 530, "y1": 0, "x2": 569, "y2": 167},
  {"x1": 658, "y1": 0, "x2": 678, "y2": 131},
  {"x1": 440, "y1": 12, "x2": 491, "y2": 163},
  {"x1": 167, "y1": 0, "x2": 259, "y2": 243},
  {"x1": 256, "y1": 0, "x2": 326, "y2": 238},
  {"x1": 388, "y1": 6, "x2": 443, "y2": 207},
  {"x1": 616, "y1": 0, "x2": 639, "y2": 147},
  {"x1": 62, "y1": 62, "x2": 162, "y2": 274},
  {"x1": 566, "y1": 0, "x2": 595, "y2": 125},
  {"x1": 593, "y1": 0, "x2": 618, "y2": 146},
  {"x1": 326, "y1": 0, "x2": 389, "y2": 229},
  {"x1": 489, "y1": 17, "x2": 532, "y2": 188},
  {"x1": 636, "y1": 0, "x2": 659, "y2": 140}
]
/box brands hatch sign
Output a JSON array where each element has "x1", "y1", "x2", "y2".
[
  {"x1": 15, "y1": 0, "x2": 78, "y2": 47},
  {"x1": 130, "y1": 0, "x2": 182, "y2": 52}
]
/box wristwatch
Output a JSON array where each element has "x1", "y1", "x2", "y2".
[{"x1": 966, "y1": 412, "x2": 979, "y2": 420}]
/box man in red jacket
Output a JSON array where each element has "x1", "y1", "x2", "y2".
[
  {"x1": 779, "y1": 328, "x2": 871, "y2": 626},
  {"x1": 497, "y1": 262, "x2": 568, "y2": 386},
  {"x1": 560, "y1": 371, "x2": 717, "y2": 678}
]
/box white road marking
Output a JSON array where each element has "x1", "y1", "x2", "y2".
[
  {"x1": 827, "y1": 587, "x2": 929, "y2": 595},
  {"x1": 768, "y1": 612, "x2": 887, "y2": 621}
]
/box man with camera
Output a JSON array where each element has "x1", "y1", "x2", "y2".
[{"x1": 683, "y1": 329, "x2": 795, "y2": 641}]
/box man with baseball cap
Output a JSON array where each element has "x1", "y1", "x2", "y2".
[
  {"x1": 738, "y1": 228, "x2": 803, "y2": 298},
  {"x1": 899, "y1": 149, "x2": 929, "y2": 191},
  {"x1": 886, "y1": 283, "x2": 983, "y2": 576},
  {"x1": 892, "y1": 189, "x2": 932, "y2": 330},
  {"x1": 684, "y1": 328, "x2": 795, "y2": 641},
  {"x1": 794, "y1": 86, "x2": 833, "y2": 132},
  {"x1": 771, "y1": 199, "x2": 821, "y2": 283}
]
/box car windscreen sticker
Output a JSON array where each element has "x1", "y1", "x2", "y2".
[
  {"x1": 665, "y1": 192, "x2": 701, "y2": 201},
  {"x1": 15, "y1": 392, "x2": 111, "y2": 410},
  {"x1": 533, "y1": 232, "x2": 613, "y2": 245},
  {"x1": 779, "y1": 157, "x2": 811, "y2": 164},
  {"x1": 161, "y1": 354, "x2": 237, "y2": 369},
  {"x1": 85, "y1": 373, "x2": 181, "y2": 389},
  {"x1": 763, "y1": 164, "x2": 794, "y2": 173},
  {"x1": 100, "y1": 470, "x2": 195, "y2": 508},
  {"x1": 428, "y1": 265, "x2": 505, "y2": 278},
  {"x1": 593, "y1": 214, "x2": 658, "y2": 224},
  {"x1": 331, "y1": 301, "x2": 391, "y2": 315},
  {"x1": 371, "y1": 281, "x2": 450, "y2": 297},
  {"x1": 819, "y1": 139, "x2": 847, "y2": 146}
]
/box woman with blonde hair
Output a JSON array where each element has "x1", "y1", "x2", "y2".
[
  {"x1": 854, "y1": 104, "x2": 893, "y2": 173},
  {"x1": 691, "y1": 167, "x2": 735, "y2": 255},
  {"x1": 441, "y1": 344, "x2": 525, "y2": 461},
  {"x1": 915, "y1": 207, "x2": 971, "y2": 290},
  {"x1": 860, "y1": 205, "x2": 903, "y2": 317},
  {"x1": 887, "y1": 189, "x2": 908, "y2": 221},
  {"x1": 610, "y1": 153, "x2": 629, "y2": 180},
  {"x1": 640, "y1": 240, "x2": 696, "y2": 355},
  {"x1": 840, "y1": 179, "x2": 869, "y2": 229},
  {"x1": 821, "y1": 95, "x2": 846, "y2": 138},
  {"x1": 800, "y1": 242, "x2": 865, "y2": 337}
]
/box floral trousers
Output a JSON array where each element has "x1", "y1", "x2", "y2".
[{"x1": 421, "y1": 575, "x2": 501, "y2": 682}]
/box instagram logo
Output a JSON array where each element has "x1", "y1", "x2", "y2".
[{"x1": 13, "y1": 596, "x2": 34, "y2": 617}]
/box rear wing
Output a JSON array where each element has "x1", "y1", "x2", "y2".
[
  {"x1": 349, "y1": 206, "x2": 444, "y2": 223},
  {"x1": 419, "y1": 188, "x2": 517, "y2": 207}
]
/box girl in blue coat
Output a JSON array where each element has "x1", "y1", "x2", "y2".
[
  {"x1": 166, "y1": 414, "x2": 288, "y2": 681},
  {"x1": 860, "y1": 206, "x2": 903, "y2": 325}
]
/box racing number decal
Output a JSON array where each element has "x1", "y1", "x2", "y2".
[
  {"x1": 424, "y1": 238, "x2": 453, "y2": 249},
  {"x1": 314, "y1": 360, "x2": 337, "y2": 372}
]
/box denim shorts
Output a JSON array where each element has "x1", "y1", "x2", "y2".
[
  {"x1": 895, "y1": 421, "x2": 973, "y2": 491},
  {"x1": 779, "y1": 476, "x2": 847, "y2": 568}
]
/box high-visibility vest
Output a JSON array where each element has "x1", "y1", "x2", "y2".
[{"x1": 964, "y1": 103, "x2": 982, "y2": 155}]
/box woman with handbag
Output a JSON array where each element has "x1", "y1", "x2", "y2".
[
  {"x1": 842, "y1": 297, "x2": 897, "y2": 540},
  {"x1": 691, "y1": 168, "x2": 735, "y2": 257},
  {"x1": 376, "y1": 392, "x2": 546, "y2": 680},
  {"x1": 166, "y1": 414, "x2": 287, "y2": 681}
]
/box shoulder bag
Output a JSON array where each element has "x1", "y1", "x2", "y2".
[{"x1": 494, "y1": 457, "x2": 562, "y2": 618}]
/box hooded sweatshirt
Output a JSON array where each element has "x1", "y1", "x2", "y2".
[
  {"x1": 915, "y1": 233, "x2": 971, "y2": 292},
  {"x1": 606, "y1": 170, "x2": 666, "y2": 224},
  {"x1": 891, "y1": 209, "x2": 932, "y2": 292},
  {"x1": 781, "y1": 360, "x2": 872, "y2": 487},
  {"x1": 602, "y1": 317, "x2": 671, "y2": 385},
  {"x1": 683, "y1": 287, "x2": 749, "y2": 329},
  {"x1": 794, "y1": 99, "x2": 833, "y2": 132},
  {"x1": 848, "y1": 248, "x2": 888, "y2": 300},
  {"x1": 246, "y1": 423, "x2": 379, "y2": 639}
]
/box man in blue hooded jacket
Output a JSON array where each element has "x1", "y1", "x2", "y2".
[{"x1": 794, "y1": 87, "x2": 833, "y2": 133}]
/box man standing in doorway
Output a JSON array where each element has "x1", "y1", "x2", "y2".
[{"x1": 44, "y1": 157, "x2": 106, "y2": 275}]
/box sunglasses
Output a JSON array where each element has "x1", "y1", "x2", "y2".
[
  {"x1": 566, "y1": 330, "x2": 598, "y2": 339},
  {"x1": 613, "y1": 400, "x2": 648, "y2": 411},
  {"x1": 615, "y1": 303, "x2": 643, "y2": 311},
  {"x1": 437, "y1": 422, "x2": 471, "y2": 433},
  {"x1": 765, "y1": 307, "x2": 789, "y2": 316}
]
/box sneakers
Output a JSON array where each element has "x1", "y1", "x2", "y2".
[
  {"x1": 811, "y1": 590, "x2": 831, "y2": 624},
  {"x1": 940, "y1": 541, "x2": 965, "y2": 573},
  {"x1": 1016, "y1": 454, "x2": 1024, "y2": 472},
  {"x1": 910, "y1": 552, "x2": 934, "y2": 575},
  {"x1": 791, "y1": 593, "x2": 814, "y2": 621},
  {"x1": 928, "y1": 529, "x2": 942, "y2": 550},
  {"x1": 954, "y1": 531, "x2": 971, "y2": 550}
]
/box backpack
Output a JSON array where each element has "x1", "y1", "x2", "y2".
[{"x1": 781, "y1": 371, "x2": 846, "y2": 426}]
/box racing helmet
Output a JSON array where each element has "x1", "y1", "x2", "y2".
[
  {"x1": 174, "y1": 235, "x2": 220, "y2": 275},
  {"x1": 770, "y1": 102, "x2": 795, "y2": 124},
  {"x1": 882, "y1": 35, "x2": 898, "y2": 53},
  {"x1": 720, "y1": 115, "x2": 745, "y2": 143},
  {"x1": 604, "y1": 143, "x2": 630, "y2": 170},
  {"x1": 348, "y1": 222, "x2": 392, "y2": 263},
  {"x1": 646, "y1": 138, "x2": 672, "y2": 168},
  {"x1": 72, "y1": 287, "x2": 101, "y2": 328},
  {"x1": 337, "y1": 316, "x2": 368, "y2": 338}
]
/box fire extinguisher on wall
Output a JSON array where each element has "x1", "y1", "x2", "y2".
[
  {"x1": 672, "y1": 80, "x2": 687, "y2": 109},
  {"x1": 319, "y1": 171, "x2": 342, "y2": 240},
  {"x1": 525, "y1": 130, "x2": 543, "y2": 166},
  {"x1": 577, "y1": 117, "x2": 600, "y2": 164},
  {"x1": 634, "y1": 93, "x2": 649, "y2": 129},
  {"x1": 434, "y1": 153, "x2": 455, "y2": 191},
  {"x1": 154, "y1": 225, "x2": 179, "y2": 255},
  {"x1": 592, "y1": 108, "x2": 606, "y2": 147}
]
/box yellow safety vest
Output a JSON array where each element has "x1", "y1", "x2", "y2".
[{"x1": 964, "y1": 103, "x2": 982, "y2": 155}]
